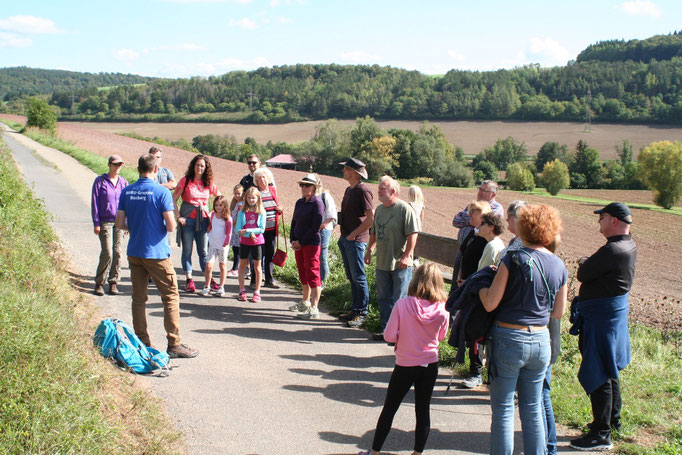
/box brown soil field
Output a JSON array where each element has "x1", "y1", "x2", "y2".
[
  {"x1": 2, "y1": 114, "x2": 680, "y2": 331},
  {"x1": 66, "y1": 119, "x2": 682, "y2": 159}
]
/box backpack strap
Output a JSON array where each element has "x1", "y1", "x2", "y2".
[{"x1": 517, "y1": 249, "x2": 555, "y2": 310}]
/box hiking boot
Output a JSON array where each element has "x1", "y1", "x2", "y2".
[
  {"x1": 346, "y1": 315, "x2": 366, "y2": 328},
  {"x1": 108, "y1": 283, "x2": 119, "y2": 295},
  {"x1": 570, "y1": 433, "x2": 613, "y2": 451},
  {"x1": 297, "y1": 306, "x2": 320, "y2": 320},
  {"x1": 263, "y1": 281, "x2": 280, "y2": 289},
  {"x1": 252, "y1": 291, "x2": 261, "y2": 303},
  {"x1": 200, "y1": 287, "x2": 211, "y2": 296},
  {"x1": 462, "y1": 375, "x2": 482, "y2": 389},
  {"x1": 167, "y1": 344, "x2": 199, "y2": 359},
  {"x1": 338, "y1": 310, "x2": 357, "y2": 322},
  {"x1": 210, "y1": 278, "x2": 220, "y2": 291},
  {"x1": 185, "y1": 279, "x2": 196, "y2": 293},
  {"x1": 289, "y1": 300, "x2": 311, "y2": 312},
  {"x1": 237, "y1": 290, "x2": 248, "y2": 301},
  {"x1": 94, "y1": 284, "x2": 104, "y2": 296}
]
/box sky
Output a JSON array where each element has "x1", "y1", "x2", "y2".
[{"x1": 1, "y1": 0, "x2": 680, "y2": 79}]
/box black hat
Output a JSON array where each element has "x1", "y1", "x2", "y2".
[
  {"x1": 339, "y1": 157, "x2": 368, "y2": 179},
  {"x1": 594, "y1": 202, "x2": 632, "y2": 224}
]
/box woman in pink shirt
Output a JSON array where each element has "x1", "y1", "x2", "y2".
[
  {"x1": 360, "y1": 263, "x2": 450, "y2": 455},
  {"x1": 173, "y1": 155, "x2": 220, "y2": 292}
]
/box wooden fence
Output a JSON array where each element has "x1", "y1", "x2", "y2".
[{"x1": 414, "y1": 232, "x2": 459, "y2": 283}]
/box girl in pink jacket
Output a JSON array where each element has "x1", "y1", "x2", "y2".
[{"x1": 360, "y1": 263, "x2": 450, "y2": 455}]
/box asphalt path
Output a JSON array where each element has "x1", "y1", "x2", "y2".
[{"x1": 3, "y1": 125, "x2": 589, "y2": 454}]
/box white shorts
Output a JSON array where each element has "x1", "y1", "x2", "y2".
[{"x1": 207, "y1": 245, "x2": 228, "y2": 264}]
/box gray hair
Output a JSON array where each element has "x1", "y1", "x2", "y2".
[
  {"x1": 507, "y1": 200, "x2": 528, "y2": 217},
  {"x1": 481, "y1": 179, "x2": 499, "y2": 193},
  {"x1": 253, "y1": 167, "x2": 271, "y2": 185},
  {"x1": 379, "y1": 175, "x2": 400, "y2": 195}
]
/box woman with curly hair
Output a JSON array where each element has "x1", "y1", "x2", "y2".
[
  {"x1": 478, "y1": 204, "x2": 568, "y2": 455},
  {"x1": 173, "y1": 154, "x2": 221, "y2": 292}
]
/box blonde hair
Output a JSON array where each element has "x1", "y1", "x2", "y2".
[
  {"x1": 468, "y1": 200, "x2": 492, "y2": 215},
  {"x1": 314, "y1": 174, "x2": 325, "y2": 196},
  {"x1": 212, "y1": 195, "x2": 230, "y2": 220},
  {"x1": 408, "y1": 185, "x2": 424, "y2": 205},
  {"x1": 241, "y1": 187, "x2": 265, "y2": 214},
  {"x1": 408, "y1": 262, "x2": 448, "y2": 303}
]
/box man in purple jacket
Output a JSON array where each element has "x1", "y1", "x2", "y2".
[{"x1": 91, "y1": 155, "x2": 129, "y2": 296}]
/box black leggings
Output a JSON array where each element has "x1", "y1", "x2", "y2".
[
  {"x1": 372, "y1": 362, "x2": 439, "y2": 453},
  {"x1": 230, "y1": 246, "x2": 239, "y2": 271}
]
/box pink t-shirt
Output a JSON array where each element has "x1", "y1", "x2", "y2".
[
  {"x1": 383, "y1": 296, "x2": 450, "y2": 367},
  {"x1": 178, "y1": 176, "x2": 219, "y2": 218}
]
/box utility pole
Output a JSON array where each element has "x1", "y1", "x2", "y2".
[{"x1": 246, "y1": 89, "x2": 254, "y2": 112}]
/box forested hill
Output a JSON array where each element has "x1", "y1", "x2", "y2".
[
  {"x1": 577, "y1": 32, "x2": 682, "y2": 63},
  {"x1": 0, "y1": 67, "x2": 155, "y2": 101}
]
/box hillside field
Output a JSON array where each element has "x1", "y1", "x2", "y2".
[{"x1": 65, "y1": 119, "x2": 682, "y2": 158}]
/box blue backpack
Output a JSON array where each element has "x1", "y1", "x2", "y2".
[{"x1": 94, "y1": 318, "x2": 170, "y2": 375}]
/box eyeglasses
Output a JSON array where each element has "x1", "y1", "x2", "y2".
[
  {"x1": 110, "y1": 162, "x2": 123, "y2": 167},
  {"x1": 478, "y1": 187, "x2": 493, "y2": 193},
  {"x1": 247, "y1": 161, "x2": 258, "y2": 165},
  {"x1": 299, "y1": 183, "x2": 314, "y2": 188}
]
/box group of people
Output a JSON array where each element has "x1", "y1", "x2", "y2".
[{"x1": 91, "y1": 149, "x2": 637, "y2": 454}]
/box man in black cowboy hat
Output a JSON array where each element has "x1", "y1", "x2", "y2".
[
  {"x1": 570, "y1": 202, "x2": 637, "y2": 451},
  {"x1": 336, "y1": 158, "x2": 374, "y2": 328}
]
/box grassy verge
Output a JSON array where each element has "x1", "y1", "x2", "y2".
[{"x1": 0, "y1": 137, "x2": 184, "y2": 454}]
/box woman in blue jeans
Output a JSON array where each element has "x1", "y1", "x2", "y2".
[{"x1": 478, "y1": 204, "x2": 568, "y2": 455}]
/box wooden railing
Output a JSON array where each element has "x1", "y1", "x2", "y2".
[{"x1": 414, "y1": 232, "x2": 459, "y2": 283}]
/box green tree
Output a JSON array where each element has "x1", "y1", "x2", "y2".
[
  {"x1": 542, "y1": 159, "x2": 570, "y2": 195},
  {"x1": 473, "y1": 160, "x2": 498, "y2": 181},
  {"x1": 637, "y1": 141, "x2": 682, "y2": 209},
  {"x1": 616, "y1": 139, "x2": 633, "y2": 166},
  {"x1": 571, "y1": 140, "x2": 603, "y2": 188},
  {"x1": 26, "y1": 97, "x2": 58, "y2": 132},
  {"x1": 535, "y1": 141, "x2": 569, "y2": 172},
  {"x1": 506, "y1": 163, "x2": 536, "y2": 191},
  {"x1": 482, "y1": 137, "x2": 528, "y2": 171}
]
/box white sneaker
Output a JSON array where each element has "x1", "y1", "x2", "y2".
[
  {"x1": 462, "y1": 375, "x2": 482, "y2": 389},
  {"x1": 297, "y1": 306, "x2": 320, "y2": 320},
  {"x1": 200, "y1": 287, "x2": 211, "y2": 296},
  {"x1": 289, "y1": 300, "x2": 311, "y2": 312},
  {"x1": 213, "y1": 287, "x2": 225, "y2": 297}
]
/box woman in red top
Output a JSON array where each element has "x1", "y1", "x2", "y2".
[{"x1": 173, "y1": 155, "x2": 220, "y2": 292}]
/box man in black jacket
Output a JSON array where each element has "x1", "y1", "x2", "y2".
[{"x1": 570, "y1": 202, "x2": 637, "y2": 451}]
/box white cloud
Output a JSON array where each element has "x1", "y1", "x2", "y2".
[
  {"x1": 147, "y1": 43, "x2": 205, "y2": 52},
  {"x1": 161, "y1": 0, "x2": 252, "y2": 3},
  {"x1": 526, "y1": 37, "x2": 573, "y2": 66},
  {"x1": 447, "y1": 50, "x2": 466, "y2": 62},
  {"x1": 0, "y1": 15, "x2": 60, "y2": 34},
  {"x1": 113, "y1": 48, "x2": 140, "y2": 61},
  {"x1": 228, "y1": 18, "x2": 258, "y2": 29},
  {"x1": 278, "y1": 16, "x2": 292, "y2": 23},
  {"x1": 159, "y1": 57, "x2": 271, "y2": 77},
  {"x1": 0, "y1": 31, "x2": 32, "y2": 48},
  {"x1": 620, "y1": 0, "x2": 661, "y2": 17},
  {"x1": 339, "y1": 50, "x2": 382, "y2": 64}
]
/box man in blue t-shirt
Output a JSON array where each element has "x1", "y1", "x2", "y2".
[
  {"x1": 149, "y1": 147, "x2": 177, "y2": 190},
  {"x1": 116, "y1": 154, "x2": 198, "y2": 359}
]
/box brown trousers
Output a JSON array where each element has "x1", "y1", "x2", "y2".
[{"x1": 128, "y1": 256, "x2": 181, "y2": 348}]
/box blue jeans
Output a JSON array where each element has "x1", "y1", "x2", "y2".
[
  {"x1": 543, "y1": 365, "x2": 557, "y2": 455},
  {"x1": 376, "y1": 267, "x2": 412, "y2": 331},
  {"x1": 319, "y1": 229, "x2": 332, "y2": 284},
  {"x1": 180, "y1": 217, "x2": 209, "y2": 275},
  {"x1": 489, "y1": 325, "x2": 550, "y2": 455},
  {"x1": 337, "y1": 236, "x2": 369, "y2": 315}
]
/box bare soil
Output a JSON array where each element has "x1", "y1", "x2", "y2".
[
  {"x1": 65, "y1": 119, "x2": 682, "y2": 159},
  {"x1": 3, "y1": 114, "x2": 680, "y2": 331}
]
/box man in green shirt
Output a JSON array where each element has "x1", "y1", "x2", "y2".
[{"x1": 364, "y1": 176, "x2": 419, "y2": 341}]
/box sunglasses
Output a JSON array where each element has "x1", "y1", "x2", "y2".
[
  {"x1": 299, "y1": 183, "x2": 314, "y2": 188},
  {"x1": 247, "y1": 161, "x2": 258, "y2": 165},
  {"x1": 110, "y1": 162, "x2": 123, "y2": 167}
]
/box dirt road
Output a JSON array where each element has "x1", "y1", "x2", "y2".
[{"x1": 3, "y1": 124, "x2": 593, "y2": 455}]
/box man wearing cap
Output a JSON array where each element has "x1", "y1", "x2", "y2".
[
  {"x1": 570, "y1": 202, "x2": 637, "y2": 451},
  {"x1": 364, "y1": 175, "x2": 419, "y2": 341},
  {"x1": 149, "y1": 147, "x2": 177, "y2": 190},
  {"x1": 91, "y1": 154, "x2": 129, "y2": 296},
  {"x1": 116, "y1": 154, "x2": 198, "y2": 359},
  {"x1": 337, "y1": 158, "x2": 374, "y2": 327}
]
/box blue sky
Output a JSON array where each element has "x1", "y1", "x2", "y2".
[{"x1": 1, "y1": 0, "x2": 679, "y2": 78}]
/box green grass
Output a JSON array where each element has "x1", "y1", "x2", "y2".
[
  {"x1": 525, "y1": 188, "x2": 682, "y2": 216},
  {"x1": 0, "y1": 137, "x2": 183, "y2": 453}
]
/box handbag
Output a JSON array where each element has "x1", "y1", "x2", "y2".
[{"x1": 272, "y1": 212, "x2": 288, "y2": 267}]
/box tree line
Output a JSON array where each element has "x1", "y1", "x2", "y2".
[{"x1": 577, "y1": 31, "x2": 682, "y2": 63}]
